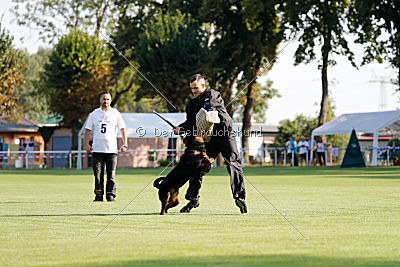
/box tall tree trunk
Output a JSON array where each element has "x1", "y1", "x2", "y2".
[
  {"x1": 318, "y1": 34, "x2": 330, "y2": 127},
  {"x1": 398, "y1": 68, "x2": 400, "y2": 92},
  {"x1": 242, "y1": 83, "x2": 257, "y2": 164},
  {"x1": 223, "y1": 77, "x2": 236, "y2": 117}
]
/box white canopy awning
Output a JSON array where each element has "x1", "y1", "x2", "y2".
[
  {"x1": 77, "y1": 112, "x2": 187, "y2": 169},
  {"x1": 79, "y1": 112, "x2": 187, "y2": 139},
  {"x1": 311, "y1": 110, "x2": 400, "y2": 166},
  {"x1": 312, "y1": 110, "x2": 400, "y2": 136}
]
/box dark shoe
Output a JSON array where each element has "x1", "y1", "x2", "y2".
[
  {"x1": 94, "y1": 195, "x2": 103, "y2": 202},
  {"x1": 180, "y1": 200, "x2": 199, "y2": 213},
  {"x1": 235, "y1": 198, "x2": 247, "y2": 214},
  {"x1": 106, "y1": 195, "x2": 115, "y2": 202}
]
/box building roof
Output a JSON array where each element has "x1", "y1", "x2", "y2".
[
  {"x1": 0, "y1": 123, "x2": 39, "y2": 133},
  {"x1": 235, "y1": 123, "x2": 279, "y2": 133},
  {"x1": 312, "y1": 110, "x2": 400, "y2": 136},
  {"x1": 0, "y1": 115, "x2": 37, "y2": 126}
]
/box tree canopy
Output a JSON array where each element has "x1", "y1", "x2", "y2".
[
  {"x1": 0, "y1": 23, "x2": 25, "y2": 121},
  {"x1": 280, "y1": 0, "x2": 355, "y2": 126},
  {"x1": 41, "y1": 29, "x2": 113, "y2": 126}
]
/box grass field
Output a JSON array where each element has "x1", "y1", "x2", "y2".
[{"x1": 0, "y1": 166, "x2": 399, "y2": 266}]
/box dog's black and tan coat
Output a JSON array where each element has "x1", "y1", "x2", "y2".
[{"x1": 153, "y1": 136, "x2": 214, "y2": 215}]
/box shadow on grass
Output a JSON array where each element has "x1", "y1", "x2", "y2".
[
  {"x1": 0, "y1": 212, "x2": 159, "y2": 217},
  {"x1": 0, "y1": 212, "x2": 247, "y2": 218},
  {"x1": 78, "y1": 254, "x2": 399, "y2": 267},
  {"x1": 0, "y1": 168, "x2": 163, "y2": 176},
  {"x1": 1, "y1": 166, "x2": 399, "y2": 180}
]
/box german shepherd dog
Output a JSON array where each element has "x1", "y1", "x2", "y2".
[{"x1": 153, "y1": 136, "x2": 214, "y2": 215}]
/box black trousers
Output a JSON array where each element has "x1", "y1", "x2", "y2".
[
  {"x1": 288, "y1": 152, "x2": 298, "y2": 166},
  {"x1": 317, "y1": 152, "x2": 325, "y2": 166},
  {"x1": 92, "y1": 152, "x2": 117, "y2": 197},
  {"x1": 185, "y1": 134, "x2": 246, "y2": 201}
]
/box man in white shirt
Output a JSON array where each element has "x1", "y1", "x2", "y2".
[
  {"x1": 298, "y1": 136, "x2": 309, "y2": 166},
  {"x1": 84, "y1": 92, "x2": 128, "y2": 202}
]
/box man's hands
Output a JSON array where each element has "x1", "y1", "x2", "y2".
[
  {"x1": 173, "y1": 127, "x2": 181, "y2": 135},
  {"x1": 120, "y1": 145, "x2": 128, "y2": 152},
  {"x1": 86, "y1": 144, "x2": 93, "y2": 154}
]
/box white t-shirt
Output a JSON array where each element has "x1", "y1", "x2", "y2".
[
  {"x1": 298, "y1": 140, "x2": 309, "y2": 154},
  {"x1": 317, "y1": 142, "x2": 325, "y2": 153},
  {"x1": 85, "y1": 107, "x2": 126, "y2": 153}
]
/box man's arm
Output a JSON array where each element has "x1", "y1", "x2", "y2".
[
  {"x1": 84, "y1": 129, "x2": 92, "y2": 154},
  {"x1": 120, "y1": 128, "x2": 128, "y2": 152}
]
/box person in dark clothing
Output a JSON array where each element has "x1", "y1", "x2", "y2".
[{"x1": 173, "y1": 74, "x2": 247, "y2": 213}]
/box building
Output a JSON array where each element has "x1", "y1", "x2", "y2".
[{"x1": 0, "y1": 116, "x2": 45, "y2": 168}]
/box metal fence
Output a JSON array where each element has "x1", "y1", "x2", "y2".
[{"x1": 0, "y1": 146, "x2": 398, "y2": 169}]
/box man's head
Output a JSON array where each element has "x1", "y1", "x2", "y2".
[
  {"x1": 190, "y1": 74, "x2": 206, "y2": 97},
  {"x1": 301, "y1": 136, "x2": 305, "y2": 141},
  {"x1": 99, "y1": 91, "x2": 112, "y2": 109}
]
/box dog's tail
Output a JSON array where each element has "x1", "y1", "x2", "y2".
[{"x1": 153, "y1": 177, "x2": 165, "y2": 189}]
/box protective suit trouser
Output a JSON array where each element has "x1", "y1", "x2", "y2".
[{"x1": 185, "y1": 134, "x2": 246, "y2": 200}]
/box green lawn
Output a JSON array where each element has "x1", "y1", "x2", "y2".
[{"x1": 0, "y1": 166, "x2": 399, "y2": 266}]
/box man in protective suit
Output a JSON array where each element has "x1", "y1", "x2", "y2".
[{"x1": 173, "y1": 74, "x2": 247, "y2": 213}]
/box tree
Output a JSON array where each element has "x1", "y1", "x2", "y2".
[
  {"x1": 351, "y1": 0, "x2": 400, "y2": 91},
  {"x1": 11, "y1": 0, "x2": 116, "y2": 43},
  {"x1": 280, "y1": 0, "x2": 355, "y2": 126},
  {"x1": 131, "y1": 10, "x2": 209, "y2": 112},
  {"x1": 273, "y1": 115, "x2": 318, "y2": 148},
  {"x1": 14, "y1": 48, "x2": 52, "y2": 124},
  {"x1": 273, "y1": 98, "x2": 339, "y2": 147},
  {"x1": 0, "y1": 23, "x2": 25, "y2": 121},
  {"x1": 233, "y1": 80, "x2": 280, "y2": 122},
  {"x1": 41, "y1": 29, "x2": 113, "y2": 148}
]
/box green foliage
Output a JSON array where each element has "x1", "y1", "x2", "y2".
[
  {"x1": 133, "y1": 10, "x2": 209, "y2": 111},
  {"x1": 41, "y1": 29, "x2": 113, "y2": 125},
  {"x1": 273, "y1": 115, "x2": 318, "y2": 147},
  {"x1": 273, "y1": 99, "x2": 340, "y2": 147},
  {"x1": 350, "y1": 0, "x2": 400, "y2": 90},
  {"x1": 280, "y1": 0, "x2": 356, "y2": 126},
  {"x1": 0, "y1": 23, "x2": 25, "y2": 122},
  {"x1": 281, "y1": 0, "x2": 355, "y2": 67},
  {"x1": 233, "y1": 80, "x2": 280, "y2": 123},
  {"x1": 13, "y1": 48, "x2": 52, "y2": 124},
  {"x1": 11, "y1": 0, "x2": 118, "y2": 43}
]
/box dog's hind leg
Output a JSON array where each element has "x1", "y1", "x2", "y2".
[
  {"x1": 159, "y1": 190, "x2": 170, "y2": 215},
  {"x1": 165, "y1": 190, "x2": 180, "y2": 213}
]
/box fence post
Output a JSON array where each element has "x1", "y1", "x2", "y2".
[
  {"x1": 284, "y1": 150, "x2": 286, "y2": 167},
  {"x1": 387, "y1": 148, "x2": 390, "y2": 166},
  {"x1": 25, "y1": 151, "x2": 29, "y2": 169},
  {"x1": 291, "y1": 151, "x2": 294, "y2": 166},
  {"x1": 306, "y1": 150, "x2": 309, "y2": 166},
  {"x1": 324, "y1": 150, "x2": 328, "y2": 166},
  {"x1": 274, "y1": 148, "x2": 277, "y2": 166},
  {"x1": 69, "y1": 153, "x2": 72, "y2": 169}
]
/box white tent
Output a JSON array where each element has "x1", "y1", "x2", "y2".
[
  {"x1": 311, "y1": 110, "x2": 400, "y2": 166},
  {"x1": 77, "y1": 113, "x2": 186, "y2": 169}
]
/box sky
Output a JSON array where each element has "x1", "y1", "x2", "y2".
[{"x1": 1, "y1": 0, "x2": 398, "y2": 125}]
